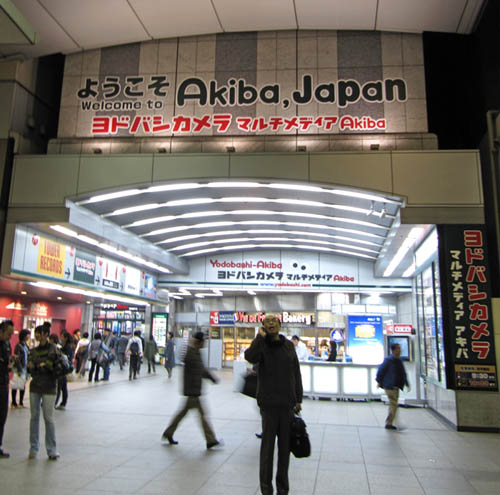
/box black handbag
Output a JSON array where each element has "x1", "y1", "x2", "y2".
[
  {"x1": 241, "y1": 372, "x2": 257, "y2": 398},
  {"x1": 290, "y1": 414, "x2": 311, "y2": 458}
]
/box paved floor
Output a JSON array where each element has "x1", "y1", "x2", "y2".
[{"x1": 1, "y1": 366, "x2": 500, "y2": 495}]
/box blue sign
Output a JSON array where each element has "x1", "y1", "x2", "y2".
[
  {"x1": 347, "y1": 315, "x2": 384, "y2": 364},
  {"x1": 219, "y1": 311, "x2": 235, "y2": 325},
  {"x1": 330, "y1": 329, "x2": 344, "y2": 343}
]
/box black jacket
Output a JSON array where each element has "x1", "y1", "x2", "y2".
[
  {"x1": 245, "y1": 334, "x2": 303, "y2": 409},
  {"x1": 183, "y1": 344, "x2": 216, "y2": 396},
  {"x1": 0, "y1": 340, "x2": 11, "y2": 386},
  {"x1": 28, "y1": 343, "x2": 59, "y2": 394}
]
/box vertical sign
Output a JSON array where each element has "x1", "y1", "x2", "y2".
[
  {"x1": 438, "y1": 225, "x2": 498, "y2": 390},
  {"x1": 151, "y1": 312, "x2": 168, "y2": 347},
  {"x1": 347, "y1": 315, "x2": 384, "y2": 364}
]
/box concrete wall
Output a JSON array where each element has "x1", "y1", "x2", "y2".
[{"x1": 9, "y1": 150, "x2": 484, "y2": 225}]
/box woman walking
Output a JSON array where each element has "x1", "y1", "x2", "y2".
[
  {"x1": 164, "y1": 332, "x2": 176, "y2": 379},
  {"x1": 11, "y1": 329, "x2": 30, "y2": 408}
]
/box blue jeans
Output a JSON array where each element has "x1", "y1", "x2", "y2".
[
  {"x1": 103, "y1": 364, "x2": 110, "y2": 380},
  {"x1": 30, "y1": 392, "x2": 57, "y2": 455}
]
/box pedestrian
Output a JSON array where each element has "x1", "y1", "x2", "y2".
[
  {"x1": 27, "y1": 324, "x2": 61, "y2": 460},
  {"x1": 74, "y1": 332, "x2": 90, "y2": 377},
  {"x1": 144, "y1": 336, "x2": 158, "y2": 373},
  {"x1": 137, "y1": 332, "x2": 145, "y2": 375},
  {"x1": 102, "y1": 330, "x2": 117, "y2": 381},
  {"x1": 11, "y1": 328, "x2": 30, "y2": 408},
  {"x1": 164, "y1": 331, "x2": 176, "y2": 378},
  {"x1": 88, "y1": 333, "x2": 104, "y2": 382},
  {"x1": 126, "y1": 330, "x2": 143, "y2": 380},
  {"x1": 291, "y1": 335, "x2": 309, "y2": 361},
  {"x1": 162, "y1": 332, "x2": 221, "y2": 449},
  {"x1": 327, "y1": 341, "x2": 337, "y2": 362},
  {"x1": 376, "y1": 343, "x2": 410, "y2": 430},
  {"x1": 245, "y1": 315, "x2": 303, "y2": 495},
  {"x1": 0, "y1": 320, "x2": 15, "y2": 458},
  {"x1": 55, "y1": 331, "x2": 74, "y2": 409},
  {"x1": 116, "y1": 332, "x2": 129, "y2": 371},
  {"x1": 49, "y1": 333, "x2": 60, "y2": 347}
]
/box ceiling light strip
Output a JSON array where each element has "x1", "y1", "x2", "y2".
[
  {"x1": 108, "y1": 197, "x2": 395, "y2": 219},
  {"x1": 179, "y1": 243, "x2": 377, "y2": 259},
  {"x1": 81, "y1": 181, "x2": 401, "y2": 206}
]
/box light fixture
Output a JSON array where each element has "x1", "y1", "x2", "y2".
[
  {"x1": 366, "y1": 201, "x2": 374, "y2": 216},
  {"x1": 86, "y1": 301, "x2": 91, "y2": 304},
  {"x1": 383, "y1": 227, "x2": 424, "y2": 277},
  {"x1": 50, "y1": 225, "x2": 78, "y2": 237},
  {"x1": 21, "y1": 291, "x2": 27, "y2": 295},
  {"x1": 248, "y1": 290, "x2": 256, "y2": 295},
  {"x1": 57, "y1": 296, "x2": 62, "y2": 300},
  {"x1": 402, "y1": 263, "x2": 416, "y2": 278}
]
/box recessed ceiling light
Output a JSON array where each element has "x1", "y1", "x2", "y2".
[
  {"x1": 57, "y1": 296, "x2": 62, "y2": 300},
  {"x1": 21, "y1": 291, "x2": 27, "y2": 295}
]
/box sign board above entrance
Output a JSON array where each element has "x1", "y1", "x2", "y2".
[{"x1": 59, "y1": 31, "x2": 427, "y2": 138}]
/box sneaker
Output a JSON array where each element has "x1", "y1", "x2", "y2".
[
  {"x1": 207, "y1": 439, "x2": 224, "y2": 450},
  {"x1": 385, "y1": 425, "x2": 397, "y2": 430},
  {"x1": 28, "y1": 451, "x2": 37, "y2": 459},
  {"x1": 10, "y1": 403, "x2": 17, "y2": 409},
  {"x1": 161, "y1": 433, "x2": 178, "y2": 445},
  {"x1": 255, "y1": 433, "x2": 262, "y2": 439},
  {"x1": 55, "y1": 405, "x2": 66, "y2": 410},
  {"x1": 0, "y1": 449, "x2": 10, "y2": 458},
  {"x1": 48, "y1": 453, "x2": 60, "y2": 460},
  {"x1": 18, "y1": 404, "x2": 25, "y2": 408}
]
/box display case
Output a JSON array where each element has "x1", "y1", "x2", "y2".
[{"x1": 93, "y1": 304, "x2": 145, "y2": 336}]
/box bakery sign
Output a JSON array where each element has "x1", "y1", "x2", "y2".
[{"x1": 77, "y1": 74, "x2": 407, "y2": 136}]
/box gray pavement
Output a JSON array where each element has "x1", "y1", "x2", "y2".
[{"x1": 1, "y1": 366, "x2": 500, "y2": 495}]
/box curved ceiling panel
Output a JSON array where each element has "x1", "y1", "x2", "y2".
[{"x1": 71, "y1": 179, "x2": 403, "y2": 262}]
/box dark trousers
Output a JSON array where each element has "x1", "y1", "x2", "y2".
[
  {"x1": 11, "y1": 388, "x2": 25, "y2": 406},
  {"x1": 129, "y1": 355, "x2": 139, "y2": 379},
  {"x1": 56, "y1": 376, "x2": 68, "y2": 406},
  {"x1": 118, "y1": 352, "x2": 126, "y2": 370},
  {"x1": 0, "y1": 385, "x2": 8, "y2": 447},
  {"x1": 88, "y1": 358, "x2": 100, "y2": 382},
  {"x1": 147, "y1": 358, "x2": 155, "y2": 373},
  {"x1": 260, "y1": 407, "x2": 293, "y2": 495}
]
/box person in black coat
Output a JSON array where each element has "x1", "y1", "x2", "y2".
[
  {"x1": 0, "y1": 320, "x2": 15, "y2": 458},
  {"x1": 245, "y1": 315, "x2": 303, "y2": 495},
  {"x1": 161, "y1": 332, "x2": 221, "y2": 449}
]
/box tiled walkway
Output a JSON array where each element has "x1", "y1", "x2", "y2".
[{"x1": 1, "y1": 367, "x2": 500, "y2": 495}]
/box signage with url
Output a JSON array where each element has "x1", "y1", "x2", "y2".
[
  {"x1": 77, "y1": 74, "x2": 407, "y2": 136},
  {"x1": 439, "y1": 225, "x2": 498, "y2": 391},
  {"x1": 36, "y1": 236, "x2": 65, "y2": 278}
]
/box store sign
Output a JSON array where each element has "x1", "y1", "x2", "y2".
[
  {"x1": 73, "y1": 249, "x2": 96, "y2": 284},
  {"x1": 12, "y1": 227, "x2": 160, "y2": 301},
  {"x1": 78, "y1": 74, "x2": 407, "y2": 137},
  {"x1": 36, "y1": 235, "x2": 66, "y2": 279},
  {"x1": 30, "y1": 302, "x2": 48, "y2": 317},
  {"x1": 151, "y1": 312, "x2": 168, "y2": 347},
  {"x1": 210, "y1": 311, "x2": 315, "y2": 326},
  {"x1": 209, "y1": 311, "x2": 235, "y2": 325},
  {"x1": 5, "y1": 302, "x2": 26, "y2": 311},
  {"x1": 439, "y1": 225, "x2": 498, "y2": 391},
  {"x1": 385, "y1": 323, "x2": 413, "y2": 335},
  {"x1": 347, "y1": 315, "x2": 384, "y2": 364}
]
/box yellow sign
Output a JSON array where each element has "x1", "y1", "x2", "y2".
[{"x1": 37, "y1": 237, "x2": 66, "y2": 278}]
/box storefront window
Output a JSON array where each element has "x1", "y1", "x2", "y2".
[{"x1": 416, "y1": 259, "x2": 446, "y2": 387}]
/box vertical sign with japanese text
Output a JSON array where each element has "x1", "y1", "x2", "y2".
[{"x1": 438, "y1": 225, "x2": 498, "y2": 391}]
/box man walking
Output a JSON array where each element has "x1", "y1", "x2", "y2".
[
  {"x1": 245, "y1": 315, "x2": 303, "y2": 495},
  {"x1": 376, "y1": 343, "x2": 410, "y2": 430},
  {"x1": 162, "y1": 332, "x2": 221, "y2": 449},
  {"x1": 126, "y1": 330, "x2": 143, "y2": 380},
  {"x1": 0, "y1": 320, "x2": 15, "y2": 458},
  {"x1": 116, "y1": 332, "x2": 129, "y2": 371}
]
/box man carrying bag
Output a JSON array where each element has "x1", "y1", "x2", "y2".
[{"x1": 245, "y1": 315, "x2": 303, "y2": 495}]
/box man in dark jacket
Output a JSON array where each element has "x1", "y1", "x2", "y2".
[
  {"x1": 376, "y1": 343, "x2": 410, "y2": 430},
  {"x1": 116, "y1": 333, "x2": 129, "y2": 370},
  {"x1": 245, "y1": 315, "x2": 303, "y2": 495},
  {"x1": 27, "y1": 324, "x2": 61, "y2": 460},
  {"x1": 162, "y1": 332, "x2": 221, "y2": 449},
  {"x1": 0, "y1": 320, "x2": 14, "y2": 458}
]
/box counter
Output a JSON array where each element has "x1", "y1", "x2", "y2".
[{"x1": 300, "y1": 361, "x2": 384, "y2": 400}]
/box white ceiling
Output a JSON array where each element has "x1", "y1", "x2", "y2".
[{"x1": 0, "y1": 0, "x2": 486, "y2": 60}]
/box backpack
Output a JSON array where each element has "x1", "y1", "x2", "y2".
[
  {"x1": 129, "y1": 340, "x2": 140, "y2": 356},
  {"x1": 290, "y1": 414, "x2": 311, "y2": 458},
  {"x1": 53, "y1": 352, "x2": 73, "y2": 379}
]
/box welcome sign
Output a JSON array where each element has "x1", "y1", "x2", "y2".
[{"x1": 60, "y1": 31, "x2": 427, "y2": 138}]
